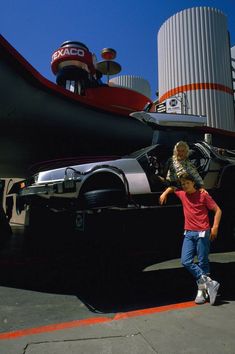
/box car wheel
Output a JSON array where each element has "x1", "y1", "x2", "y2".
[
  {"x1": 82, "y1": 188, "x2": 127, "y2": 209},
  {"x1": 0, "y1": 206, "x2": 12, "y2": 249}
]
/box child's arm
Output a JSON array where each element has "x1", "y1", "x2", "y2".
[
  {"x1": 159, "y1": 186, "x2": 176, "y2": 205},
  {"x1": 210, "y1": 205, "x2": 222, "y2": 240}
]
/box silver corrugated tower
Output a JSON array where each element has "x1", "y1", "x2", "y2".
[
  {"x1": 109, "y1": 75, "x2": 151, "y2": 99},
  {"x1": 231, "y1": 46, "x2": 235, "y2": 104},
  {"x1": 158, "y1": 7, "x2": 235, "y2": 131}
]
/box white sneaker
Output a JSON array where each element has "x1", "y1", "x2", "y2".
[
  {"x1": 197, "y1": 275, "x2": 219, "y2": 305},
  {"x1": 194, "y1": 289, "x2": 208, "y2": 304},
  {"x1": 197, "y1": 275, "x2": 209, "y2": 290},
  {"x1": 206, "y1": 280, "x2": 220, "y2": 305}
]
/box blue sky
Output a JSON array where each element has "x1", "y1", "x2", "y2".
[{"x1": 1, "y1": 0, "x2": 235, "y2": 99}]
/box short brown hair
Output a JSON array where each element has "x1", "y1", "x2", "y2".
[{"x1": 179, "y1": 173, "x2": 195, "y2": 182}]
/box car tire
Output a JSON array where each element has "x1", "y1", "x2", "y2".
[
  {"x1": 82, "y1": 188, "x2": 127, "y2": 209},
  {"x1": 0, "y1": 206, "x2": 12, "y2": 249}
]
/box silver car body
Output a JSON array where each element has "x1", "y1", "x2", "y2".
[{"x1": 29, "y1": 156, "x2": 152, "y2": 200}]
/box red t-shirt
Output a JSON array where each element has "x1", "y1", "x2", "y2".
[{"x1": 175, "y1": 190, "x2": 218, "y2": 231}]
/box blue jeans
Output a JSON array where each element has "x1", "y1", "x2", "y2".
[{"x1": 181, "y1": 230, "x2": 211, "y2": 280}]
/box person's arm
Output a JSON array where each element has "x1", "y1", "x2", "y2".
[
  {"x1": 159, "y1": 186, "x2": 176, "y2": 205},
  {"x1": 210, "y1": 205, "x2": 222, "y2": 241},
  {"x1": 186, "y1": 160, "x2": 208, "y2": 193}
]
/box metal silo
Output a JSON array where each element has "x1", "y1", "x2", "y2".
[
  {"x1": 231, "y1": 46, "x2": 235, "y2": 103},
  {"x1": 158, "y1": 7, "x2": 235, "y2": 131},
  {"x1": 109, "y1": 75, "x2": 151, "y2": 99}
]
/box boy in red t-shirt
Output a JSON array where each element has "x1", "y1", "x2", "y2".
[{"x1": 159, "y1": 173, "x2": 222, "y2": 305}]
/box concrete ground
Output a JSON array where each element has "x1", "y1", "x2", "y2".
[{"x1": 0, "y1": 219, "x2": 235, "y2": 353}]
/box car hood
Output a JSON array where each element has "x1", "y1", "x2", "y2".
[{"x1": 35, "y1": 158, "x2": 140, "y2": 184}]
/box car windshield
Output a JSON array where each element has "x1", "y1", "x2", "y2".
[{"x1": 122, "y1": 145, "x2": 158, "y2": 159}]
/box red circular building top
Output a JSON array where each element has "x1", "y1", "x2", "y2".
[{"x1": 51, "y1": 41, "x2": 96, "y2": 75}]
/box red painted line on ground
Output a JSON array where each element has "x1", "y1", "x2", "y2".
[
  {"x1": 0, "y1": 317, "x2": 111, "y2": 340},
  {"x1": 114, "y1": 301, "x2": 197, "y2": 320},
  {"x1": 0, "y1": 301, "x2": 197, "y2": 340}
]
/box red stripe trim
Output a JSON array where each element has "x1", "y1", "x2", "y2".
[
  {"x1": 0, "y1": 317, "x2": 111, "y2": 340},
  {"x1": 0, "y1": 301, "x2": 197, "y2": 340},
  {"x1": 159, "y1": 83, "x2": 234, "y2": 102},
  {"x1": 114, "y1": 301, "x2": 197, "y2": 320},
  {"x1": 0, "y1": 35, "x2": 151, "y2": 117}
]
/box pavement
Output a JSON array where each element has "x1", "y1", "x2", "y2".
[
  {"x1": 1, "y1": 248, "x2": 235, "y2": 354},
  {"x1": 1, "y1": 299, "x2": 235, "y2": 354},
  {"x1": 1, "y1": 218, "x2": 235, "y2": 354}
]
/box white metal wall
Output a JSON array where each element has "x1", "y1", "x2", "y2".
[
  {"x1": 109, "y1": 75, "x2": 151, "y2": 99},
  {"x1": 158, "y1": 7, "x2": 235, "y2": 131}
]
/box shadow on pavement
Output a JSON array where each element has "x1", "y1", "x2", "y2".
[{"x1": 0, "y1": 224, "x2": 235, "y2": 314}]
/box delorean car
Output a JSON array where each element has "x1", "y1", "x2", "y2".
[{"x1": 7, "y1": 112, "x2": 235, "y2": 241}]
